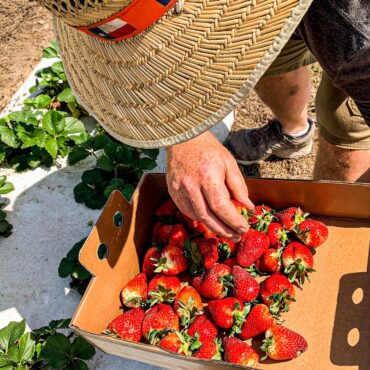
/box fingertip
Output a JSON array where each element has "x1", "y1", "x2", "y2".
[
  {"x1": 244, "y1": 197, "x2": 255, "y2": 210},
  {"x1": 234, "y1": 194, "x2": 255, "y2": 210}
]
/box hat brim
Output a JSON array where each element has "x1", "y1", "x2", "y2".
[{"x1": 54, "y1": 0, "x2": 313, "y2": 148}]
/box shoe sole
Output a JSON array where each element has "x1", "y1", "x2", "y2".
[
  {"x1": 235, "y1": 142, "x2": 313, "y2": 165},
  {"x1": 273, "y1": 141, "x2": 313, "y2": 159}
]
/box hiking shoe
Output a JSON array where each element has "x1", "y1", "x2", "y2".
[{"x1": 225, "y1": 118, "x2": 315, "y2": 164}]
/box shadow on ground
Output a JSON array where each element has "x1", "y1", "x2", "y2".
[{"x1": 330, "y1": 248, "x2": 369, "y2": 370}]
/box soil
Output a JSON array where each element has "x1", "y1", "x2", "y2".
[
  {"x1": 0, "y1": 0, "x2": 53, "y2": 112},
  {"x1": 0, "y1": 1, "x2": 321, "y2": 179}
]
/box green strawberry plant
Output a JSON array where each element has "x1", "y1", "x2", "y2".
[
  {"x1": 25, "y1": 41, "x2": 86, "y2": 119},
  {"x1": 0, "y1": 110, "x2": 88, "y2": 172},
  {"x1": 69, "y1": 132, "x2": 159, "y2": 209},
  {"x1": 58, "y1": 238, "x2": 92, "y2": 295},
  {"x1": 0, "y1": 176, "x2": 14, "y2": 238},
  {"x1": 0, "y1": 176, "x2": 14, "y2": 195},
  {"x1": 0, "y1": 319, "x2": 95, "y2": 369}
]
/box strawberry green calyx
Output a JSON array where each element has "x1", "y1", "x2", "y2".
[
  {"x1": 266, "y1": 289, "x2": 296, "y2": 317},
  {"x1": 260, "y1": 336, "x2": 273, "y2": 361},
  {"x1": 212, "y1": 338, "x2": 224, "y2": 360},
  {"x1": 172, "y1": 331, "x2": 202, "y2": 356},
  {"x1": 277, "y1": 229, "x2": 289, "y2": 246},
  {"x1": 241, "y1": 208, "x2": 248, "y2": 219},
  {"x1": 188, "y1": 332, "x2": 202, "y2": 353},
  {"x1": 148, "y1": 284, "x2": 177, "y2": 306},
  {"x1": 153, "y1": 257, "x2": 169, "y2": 273},
  {"x1": 218, "y1": 241, "x2": 232, "y2": 259},
  {"x1": 292, "y1": 210, "x2": 309, "y2": 231},
  {"x1": 104, "y1": 328, "x2": 120, "y2": 338},
  {"x1": 244, "y1": 264, "x2": 260, "y2": 277},
  {"x1": 177, "y1": 297, "x2": 203, "y2": 327},
  {"x1": 284, "y1": 259, "x2": 316, "y2": 285},
  {"x1": 184, "y1": 240, "x2": 204, "y2": 275},
  {"x1": 147, "y1": 328, "x2": 172, "y2": 345},
  {"x1": 230, "y1": 304, "x2": 251, "y2": 336},
  {"x1": 282, "y1": 242, "x2": 315, "y2": 284},
  {"x1": 248, "y1": 206, "x2": 276, "y2": 233},
  {"x1": 125, "y1": 296, "x2": 146, "y2": 307},
  {"x1": 219, "y1": 273, "x2": 233, "y2": 296}
]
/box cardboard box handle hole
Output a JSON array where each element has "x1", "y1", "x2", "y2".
[
  {"x1": 97, "y1": 243, "x2": 109, "y2": 260},
  {"x1": 113, "y1": 211, "x2": 124, "y2": 228}
]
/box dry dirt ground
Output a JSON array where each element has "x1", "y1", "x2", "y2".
[
  {"x1": 0, "y1": 0, "x2": 320, "y2": 179},
  {"x1": 0, "y1": 0, "x2": 53, "y2": 112}
]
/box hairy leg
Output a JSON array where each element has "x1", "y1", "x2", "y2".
[
  {"x1": 255, "y1": 66, "x2": 312, "y2": 134},
  {"x1": 314, "y1": 136, "x2": 370, "y2": 182}
]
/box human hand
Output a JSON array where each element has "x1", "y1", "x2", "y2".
[{"x1": 166, "y1": 131, "x2": 254, "y2": 241}]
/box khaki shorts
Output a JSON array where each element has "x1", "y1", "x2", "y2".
[{"x1": 263, "y1": 39, "x2": 370, "y2": 150}]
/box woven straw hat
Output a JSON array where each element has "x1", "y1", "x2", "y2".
[{"x1": 37, "y1": 0, "x2": 313, "y2": 148}]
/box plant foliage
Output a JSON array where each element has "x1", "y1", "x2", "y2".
[
  {"x1": 0, "y1": 106, "x2": 88, "y2": 172},
  {"x1": 0, "y1": 176, "x2": 14, "y2": 238},
  {"x1": 58, "y1": 238, "x2": 92, "y2": 295},
  {"x1": 0, "y1": 319, "x2": 95, "y2": 369},
  {"x1": 69, "y1": 133, "x2": 158, "y2": 209}
]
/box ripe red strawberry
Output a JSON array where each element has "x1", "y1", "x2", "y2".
[
  {"x1": 267, "y1": 222, "x2": 289, "y2": 248},
  {"x1": 155, "y1": 199, "x2": 177, "y2": 218},
  {"x1": 142, "y1": 246, "x2": 161, "y2": 277},
  {"x1": 237, "y1": 229, "x2": 270, "y2": 268},
  {"x1": 218, "y1": 238, "x2": 237, "y2": 259},
  {"x1": 232, "y1": 265, "x2": 259, "y2": 303},
  {"x1": 106, "y1": 308, "x2": 145, "y2": 342},
  {"x1": 260, "y1": 273, "x2": 295, "y2": 315},
  {"x1": 174, "y1": 286, "x2": 203, "y2": 326},
  {"x1": 152, "y1": 222, "x2": 173, "y2": 246},
  {"x1": 193, "y1": 338, "x2": 223, "y2": 360},
  {"x1": 198, "y1": 264, "x2": 232, "y2": 299},
  {"x1": 282, "y1": 242, "x2": 315, "y2": 284},
  {"x1": 195, "y1": 222, "x2": 216, "y2": 239},
  {"x1": 276, "y1": 207, "x2": 307, "y2": 231},
  {"x1": 195, "y1": 237, "x2": 219, "y2": 269},
  {"x1": 247, "y1": 205, "x2": 275, "y2": 232},
  {"x1": 231, "y1": 199, "x2": 249, "y2": 218},
  {"x1": 208, "y1": 298, "x2": 248, "y2": 335},
  {"x1": 261, "y1": 325, "x2": 308, "y2": 360},
  {"x1": 223, "y1": 337, "x2": 259, "y2": 367},
  {"x1": 120, "y1": 273, "x2": 147, "y2": 308},
  {"x1": 142, "y1": 303, "x2": 179, "y2": 343},
  {"x1": 192, "y1": 273, "x2": 203, "y2": 292},
  {"x1": 158, "y1": 332, "x2": 183, "y2": 354},
  {"x1": 148, "y1": 274, "x2": 181, "y2": 304},
  {"x1": 187, "y1": 314, "x2": 218, "y2": 342},
  {"x1": 168, "y1": 224, "x2": 189, "y2": 248},
  {"x1": 223, "y1": 257, "x2": 237, "y2": 269},
  {"x1": 296, "y1": 219, "x2": 329, "y2": 248},
  {"x1": 256, "y1": 248, "x2": 282, "y2": 273},
  {"x1": 154, "y1": 245, "x2": 188, "y2": 275},
  {"x1": 240, "y1": 304, "x2": 275, "y2": 340}
]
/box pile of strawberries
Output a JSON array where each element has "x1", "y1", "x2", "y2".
[{"x1": 106, "y1": 199, "x2": 328, "y2": 367}]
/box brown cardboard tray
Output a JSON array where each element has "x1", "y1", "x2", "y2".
[{"x1": 71, "y1": 173, "x2": 370, "y2": 370}]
